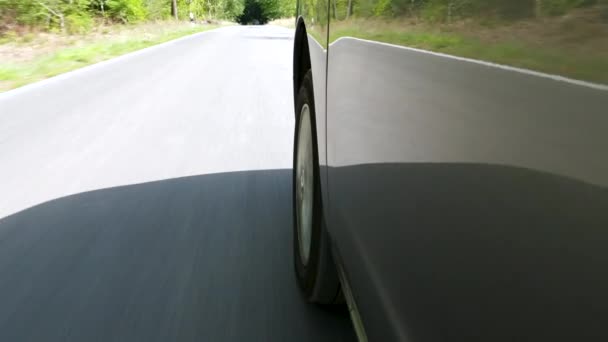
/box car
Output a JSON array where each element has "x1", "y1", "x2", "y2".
[{"x1": 290, "y1": 1, "x2": 608, "y2": 341}]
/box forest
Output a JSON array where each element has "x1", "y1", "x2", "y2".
[
  {"x1": 331, "y1": 0, "x2": 608, "y2": 21},
  {"x1": 2, "y1": 0, "x2": 607, "y2": 34},
  {"x1": 1, "y1": 0, "x2": 607, "y2": 89},
  {"x1": 0, "y1": 0, "x2": 296, "y2": 33}
]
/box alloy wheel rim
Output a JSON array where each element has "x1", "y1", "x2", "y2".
[{"x1": 296, "y1": 104, "x2": 314, "y2": 266}]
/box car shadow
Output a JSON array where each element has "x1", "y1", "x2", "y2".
[{"x1": 0, "y1": 169, "x2": 354, "y2": 342}]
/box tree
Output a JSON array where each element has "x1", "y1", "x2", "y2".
[
  {"x1": 105, "y1": 0, "x2": 146, "y2": 22},
  {"x1": 27, "y1": 0, "x2": 93, "y2": 32},
  {"x1": 171, "y1": 0, "x2": 178, "y2": 19},
  {"x1": 37, "y1": 1, "x2": 66, "y2": 30},
  {"x1": 346, "y1": 0, "x2": 352, "y2": 18}
]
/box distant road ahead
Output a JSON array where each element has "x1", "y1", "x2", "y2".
[{"x1": 0, "y1": 26, "x2": 354, "y2": 341}]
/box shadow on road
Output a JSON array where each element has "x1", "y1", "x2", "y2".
[{"x1": 0, "y1": 169, "x2": 354, "y2": 342}]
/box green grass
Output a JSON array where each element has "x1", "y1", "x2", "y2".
[
  {"x1": 329, "y1": 20, "x2": 608, "y2": 85},
  {"x1": 0, "y1": 24, "x2": 219, "y2": 91}
]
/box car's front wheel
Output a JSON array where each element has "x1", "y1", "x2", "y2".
[{"x1": 293, "y1": 70, "x2": 341, "y2": 304}]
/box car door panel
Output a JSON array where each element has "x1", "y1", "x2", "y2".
[{"x1": 326, "y1": 9, "x2": 608, "y2": 341}]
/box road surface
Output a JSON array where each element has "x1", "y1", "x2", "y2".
[{"x1": 0, "y1": 25, "x2": 355, "y2": 341}]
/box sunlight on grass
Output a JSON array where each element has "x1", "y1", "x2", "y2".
[
  {"x1": 0, "y1": 23, "x2": 219, "y2": 92},
  {"x1": 329, "y1": 18, "x2": 608, "y2": 84}
]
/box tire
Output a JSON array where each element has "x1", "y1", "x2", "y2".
[{"x1": 293, "y1": 70, "x2": 341, "y2": 304}]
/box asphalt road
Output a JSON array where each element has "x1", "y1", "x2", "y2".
[{"x1": 0, "y1": 25, "x2": 354, "y2": 341}]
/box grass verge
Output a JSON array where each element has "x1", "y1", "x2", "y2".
[
  {"x1": 327, "y1": 10, "x2": 608, "y2": 84},
  {"x1": 0, "y1": 22, "x2": 221, "y2": 92}
]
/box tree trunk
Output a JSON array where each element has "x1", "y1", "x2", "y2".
[
  {"x1": 172, "y1": 0, "x2": 179, "y2": 20},
  {"x1": 38, "y1": 2, "x2": 65, "y2": 32},
  {"x1": 447, "y1": 1, "x2": 453, "y2": 23},
  {"x1": 535, "y1": 0, "x2": 542, "y2": 18},
  {"x1": 346, "y1": 0, "x2": 352, "y2": 19},
  {"x1": 332, "y1": 0, "x2": 337, "y2": 19}
]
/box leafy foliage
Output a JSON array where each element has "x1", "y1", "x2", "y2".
[
  {"x1": 106, "y1": 0, "x2": 147, "y2": 23},
  {"x1": 236, "y1": 0, "x2": 295, "y2": 23},
  {"x1": 0, "y1": 0, "x2": 94, "y2": 32},
  {"x1": 66, "y1": 13, "x2": 94, "y2": 33},
  {"x1": 237, "y1": 0, "x2": 268, "y2": 23},
  {"x1": 142, "y1": 0, "x2": 172, "y2": 19},
  {"x1": 0, "y1": 0, "x2": 250, "y2": 35},
  {"x1": 2, "y1": 0, "x2": 601, "y2": 35},
  {"x1": 331, "y1": 0, "x2": 603, "y2": 22}
]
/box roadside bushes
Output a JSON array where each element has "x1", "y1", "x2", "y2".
[
  {"x1": 333, "y1": 0, "x2": 605, "y2": 23},
  {"x1": 0, "y1": 0, "x2": 98, "y2": 33},
  {"x1": 106, "y1": 0, "x2": 147, "y2": 23},
  {"x1": 537, "y1": 0, "x2": 598, "y2": 16},
  {"x1": 66, "y1": 13, "x2": 94, "y2": 34},
  {"x1": 0, "y1": 0, "x2": 248, "y2": 36},
  {"x1": 0, "y1": 0, "x2": 95, "y2": 33}
]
